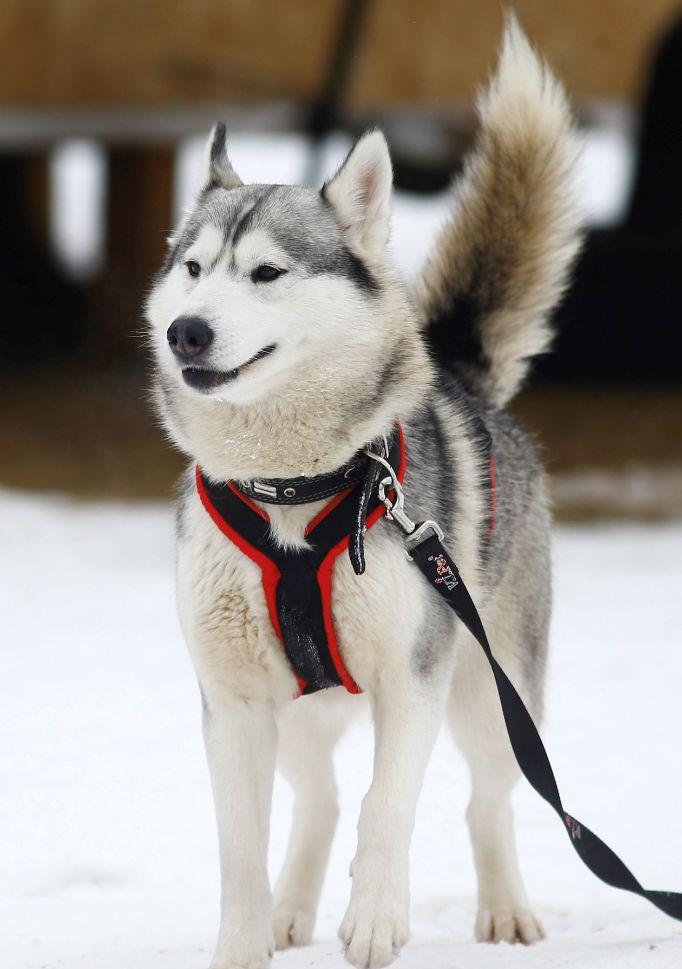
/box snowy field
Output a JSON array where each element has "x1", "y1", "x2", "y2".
[{"x1": 2, "y1": 489, "x2": 682, "y2": 969}]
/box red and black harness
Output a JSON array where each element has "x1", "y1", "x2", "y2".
[
  {"x1": 195, "y1": 419, "x2": 682, "y2": 923},
  {"x1": 196, "y1": 426, "x2": 407, "y2": 696}
]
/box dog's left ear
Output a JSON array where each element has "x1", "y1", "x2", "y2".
[
  {"x1": 322, "y1": 130, "x2": 392, "y2": 257},
  {"x1": 202, "y1": 122, "x2": 243, "y2": 190}
]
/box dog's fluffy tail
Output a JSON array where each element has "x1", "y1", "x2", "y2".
[{"x1": 417, "y1": 16, "x2": 583, "y2": 407}]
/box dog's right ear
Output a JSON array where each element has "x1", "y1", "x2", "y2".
[{"x1": 202, "y1": 123, "x2": 243, "y2": 190}]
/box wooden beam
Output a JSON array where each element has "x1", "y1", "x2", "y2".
[{"x1": 0, "y1": 0, "x2": 679, "y2": 107}]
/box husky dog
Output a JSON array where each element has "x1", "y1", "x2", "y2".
[{"x1": 146, "y1": 18, "x2": 581, "y2": 969}]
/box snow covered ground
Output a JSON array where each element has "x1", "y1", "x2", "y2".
[{"x1": 2, "y1": 489, "x2": 682, "y2": 969}]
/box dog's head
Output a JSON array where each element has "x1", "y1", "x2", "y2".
[{"x1": 146, "y1": 124, "x2": 429, "y2": 475}]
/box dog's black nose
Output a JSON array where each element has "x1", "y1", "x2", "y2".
[{"x1": 167, "y1": 316, "x2": 214, "y2": 359}]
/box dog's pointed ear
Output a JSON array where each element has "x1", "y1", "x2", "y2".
[
  {"x1": 202, "y1": 122, "x2": 243, "y2": 190},
  {"x1": 322, "y1": 130, "x2": 392, "y2": 256}
]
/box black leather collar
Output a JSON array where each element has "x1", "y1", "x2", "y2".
[
  {"x1": 234, "y1": 428, "x2": 397, "y2": 507},
  {"x1": 219, "y1": 425, "x2": 403, "y2": 576},
  {"x1": 235, "y1": 456, "x2": 370, "y2": 506}
]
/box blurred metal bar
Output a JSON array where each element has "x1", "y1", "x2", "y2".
[
  {"x1": 303, "y1": 0, "x2": 372, "y2": 186},
  {"x1": 0, "y1": 105, "x2": 304, "y2": 150}
]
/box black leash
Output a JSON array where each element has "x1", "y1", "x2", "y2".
[{"x1": 366, "y1": 448, "x2": 682, "y2": 923}]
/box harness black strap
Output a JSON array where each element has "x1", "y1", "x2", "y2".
[{"x1": 408, "y1": 530, "x2": 682, "y2": 922}]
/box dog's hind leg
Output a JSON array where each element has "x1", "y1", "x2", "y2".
[
  {"x1": 272, "y1": 694, "x2": 353, "y2": 949},
  {"x1": 447, "y1": 624, "x2": 546, "y2": 945}
]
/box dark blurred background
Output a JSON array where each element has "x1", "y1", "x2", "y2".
[{"x1": 1, "y1": 0, "x2": 680, "y2": 519}]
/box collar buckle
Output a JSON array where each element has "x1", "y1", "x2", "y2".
[{"x1": 251, "y1": 481, "x2": 278, "y2": 499}]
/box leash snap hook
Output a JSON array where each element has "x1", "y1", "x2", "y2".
[
  {"x1": 364, "y1": 447, "x2": 416, "y2": 534},
  {"x1": 377, "y1": 474, "x2": 416, "y2": 534},
  {"x1": 365, "y1": 446, "x2": 445, "y2": 557}
]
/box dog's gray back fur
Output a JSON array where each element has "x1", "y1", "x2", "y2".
[{"x1": 398, "y1": 371, "x2": 551, "y2": 712}]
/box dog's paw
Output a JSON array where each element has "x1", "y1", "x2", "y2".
[
  {"x1": 209, "y1": 928, "x2": 274, "y2": 969},
  {"x1": 208, "y1": 953, "x2": 271, "y2": 969},
  {"x1": 208, "y1": 959, "x2": 270, "y2": 969},
  {"x1": 475, "y1": 905, "x2": 545, "y2": 945},
  {"x1": 272, "y1": 905, "x2": 314, "y2": 949},
  {"x1": 339, "y1": 901, "x2": 409, "y2": 968}
]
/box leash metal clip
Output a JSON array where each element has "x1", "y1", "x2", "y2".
[
  {"x1": 364, "y1": 448, "x2": 445, "y2": 557},
  {"x1": 377, "y1": 474, "x2": 415, "y2": 534}
]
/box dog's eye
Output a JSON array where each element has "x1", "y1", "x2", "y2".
[
  {"x1": 251, "y1": 264, "x2": 284, "y2": 283},
  {"x1": 185, "y1": 260, "x2": 201, "y2": 278}
]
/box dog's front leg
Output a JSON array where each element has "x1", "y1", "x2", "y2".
[
  {"x1": 339, "y1": 676, "x2": 449, "y2": 968},
  {"x1": 202, "y1": 690, "x2": 278, "y2": 969}
]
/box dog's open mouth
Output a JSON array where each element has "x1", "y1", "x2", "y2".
[{"x1": 182, "y1": 345, "x2": 276, "y2": 392}]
